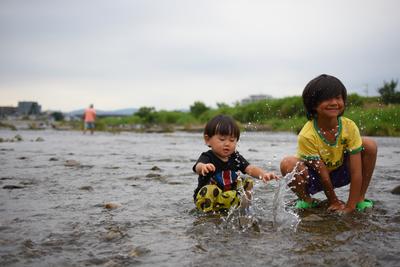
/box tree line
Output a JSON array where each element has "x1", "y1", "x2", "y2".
[{"x1": 87, "y1": 80, "x2": 400, "y2": 136}]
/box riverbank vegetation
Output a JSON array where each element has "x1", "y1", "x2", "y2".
[
  {"x1": 92, "y1": 94, "x2": 399, "y2": 136},
  {"x1": 38, "y1": 80, "x2": 400, "y2": 137}
]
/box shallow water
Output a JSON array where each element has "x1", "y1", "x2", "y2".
[{"x1": 0, "y1": 130, "x2": 399, "y2": 267}]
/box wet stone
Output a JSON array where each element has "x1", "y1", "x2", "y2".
[
  {"x1": 104, "y1": 202, "x2": 122, "y2": 209},
  {"x1": 22, "y1": 239, "x2": 35, "y2": 249},
  {"x1": 35, "y1": 137, "x2": 44, "y2": 142},
  {"x1": 194, "y1": 244, "x2": 208, "y2": 252},
  {"x1": 79, "y1": 186, "x2": 94, "y2": 191},
  {"x1": 49, "y1": 157, "x2": 58, "y2": 161},
  {"x1": 150, "y1": 166, "x2": 162, "y2": 171},
  {"x1": 104, "y1": 260, "x2": 119, "y2": 267},
  {"x1": 64, "y1": 160, "x2": 80, "y2": 167},
  {"x1": 128, "y1": 246, "x2": 151, "y2": 257},
  {"x1": 167, "y1": 181, "x2": 184, "y2": 185},
  {"x1": 391, "y1": 185, "x2": 400, "y2": 195},
  {"x1": 145, "y1": 173, "x2": 165, "y2": 180},
  {"x1": 104, "y1": 166, "x2": 120, "y2": 169},
  {"x1": 19, "y1": 179, "x2": 37, "y2": 186},
  {"x1": 104, "y1": 230, "x2": 123, "y2": 241},
  {"x1": 3, "y1": 185, "x2": 25, "y2": 190}
]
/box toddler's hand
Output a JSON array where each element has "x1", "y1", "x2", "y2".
[
  {"x1": 261, "y1": 172, "x2": 278, "y2": 182},
  {"x1": 200, "y1": 163, "x2": 215, "y2": 176}
]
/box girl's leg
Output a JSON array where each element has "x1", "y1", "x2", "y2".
[
  {"x1": 280, "y1": 156, "x2": 313, "y2": 203},
  {"x1": 360, "y1": 137, "x2": 377, "y2": 200}
]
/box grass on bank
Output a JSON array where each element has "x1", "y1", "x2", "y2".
[{"x1": 84, "y1": 94, "x2": 400, "y2": 137}]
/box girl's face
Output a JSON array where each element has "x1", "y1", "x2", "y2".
[
  {"x1": 315, "y1": 94, "x2": 345, "y2": 120},
  {"x1": 204, "y1": 134, "x2": 238, "y2": 161}
]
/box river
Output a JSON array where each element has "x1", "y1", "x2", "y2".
[{"x1": 0, "y1": 129, "x2": 399, "y2": 266}]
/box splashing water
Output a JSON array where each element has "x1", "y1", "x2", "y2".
[
  {"x1": 220, "y1": 175, "x2": 259, "y2": 231},
  {"x1": 272, "y1": 164, "x2": 302, "y2": 231}
]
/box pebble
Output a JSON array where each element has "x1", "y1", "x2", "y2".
[
  {"x1": 64, "y1": 160, "x2": 80, "y2": 167},
  {"x1": 128, "y1": 246, "x2": 151, "y2": 257},
  {"x1": 79, "y1": 186, "x2": 94, "y2": 191},
  {"x1": 150, "y1": 166, "x2": 162, "y2": 171},
  {"x1": 104, "y1": 202, "x2": 121, "y2": 209},
  {"x1": 104, "y1": 230, "x2": 122, "y2": 241}
]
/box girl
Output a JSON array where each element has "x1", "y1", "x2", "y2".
[{"x1": 280, "y1": 74, "x2": 377, "y2": 213}]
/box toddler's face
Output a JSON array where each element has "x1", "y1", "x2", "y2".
[
  {"x1": 205, "y1": 134, "x2": 238, "y2": 160},
  {"x1": 315, "y1": 94, "x2": 345, "y2": 119}
]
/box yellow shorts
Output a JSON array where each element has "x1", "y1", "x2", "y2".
[{"x1": 195, "y1": 177, "x2": 254, "y2": 213}]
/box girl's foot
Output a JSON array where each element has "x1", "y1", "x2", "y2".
[
  {"x1": 356, "y1": 199, "x2": 374, "y2": 211},
  {"x1": 295, "y1": 199, "x2": 319, "y2": 209}
]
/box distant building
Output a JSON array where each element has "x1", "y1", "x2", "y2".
[
  {"x1": 0, "y1": 106, "x2": 17, "y2": 118},
  {"x1": 17, "y1": 101, "x2": 41, "y2": 115},
  {"x1": 241, "y1": 94, "x2": 272, "y2": 105}
]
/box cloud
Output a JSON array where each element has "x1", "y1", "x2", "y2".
[{"x1": 0, "y1": 0, "x2": 399, "y2": 110}]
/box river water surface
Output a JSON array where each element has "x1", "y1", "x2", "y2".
[{"x1": 0, "y1": 130, "x2": 399, "y2": 266}]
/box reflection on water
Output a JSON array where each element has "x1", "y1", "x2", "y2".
[{"x1": 0, "y1": 130, "x2": 399, "y2": 266}]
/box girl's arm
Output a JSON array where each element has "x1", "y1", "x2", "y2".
[
  {"x1": 245, "y1": 165, "x2": 278, "y2": 182},
  {"x1": 309, "y1": 160, "x2": 344, "y2": 211}
]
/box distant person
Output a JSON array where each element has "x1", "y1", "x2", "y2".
[
  {"x1": 193, "y1": 114, "x2": 278, "y2": 213},
  {"x1": 83, "y1": 104, "x2": 96, "y2": 134},
  {"x1": 280, "y1": 74, "x2": 377, "y2": 214}
]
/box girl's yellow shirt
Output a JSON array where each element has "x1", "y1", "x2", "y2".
[{"x1": 297, "y1": 116, "x2": 363, "y2": 171}]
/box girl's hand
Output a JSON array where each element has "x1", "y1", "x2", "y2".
[
  {"x1": 327, "y1": 200, "x2": 345, "y2": 212},
  {"x1": 336, "y1": 206, "x2": 355, "y2": 215},
  {"x1": 261, "y1": 172, "x2": 279, "y2": 182},
  {"x1": 200, "y1": 163, "x2": 215, "y2": 176}
]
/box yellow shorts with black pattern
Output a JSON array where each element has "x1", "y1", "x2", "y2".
[{"x1": 195, "y1": 177, "x2": 254, "y2": 213}]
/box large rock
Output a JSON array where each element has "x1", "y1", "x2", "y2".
[{"x1": 391, "y1": 185, "x2": 400, "y2": 195}]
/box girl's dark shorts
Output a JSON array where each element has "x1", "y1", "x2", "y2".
[{"x1": 306, "y1": 158, "x2": 350, "y2": 195}]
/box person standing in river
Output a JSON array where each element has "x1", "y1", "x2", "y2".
[
  {"x1": 83, "y1": 104, "x2": 96, "y2": 135},
  {"x1": 280, "y1": 74, "x2": 377, "y2": 214}
]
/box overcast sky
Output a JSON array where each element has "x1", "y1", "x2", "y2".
[{"x1": 0, "y1": 0, "x2": 399, "y2": 112}]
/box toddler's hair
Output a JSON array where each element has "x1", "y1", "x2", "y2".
[
  {"x1": 204, "y1": 115, "x2": 240, "y2": 140},
  {"x1": 302, "y1": 74, "x2": 347, "y2": 120}
]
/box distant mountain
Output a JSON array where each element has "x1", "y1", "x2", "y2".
[{"x1": 67, "y1": 108, "x2": 137, "y2": 116}]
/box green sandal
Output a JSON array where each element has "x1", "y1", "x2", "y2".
[
  {"x1": 356, "y1": 199, "x2": 374, "y2": 212},
  {"x1": 295, "y1": 199, "x2": 319, "y2": 209}
]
